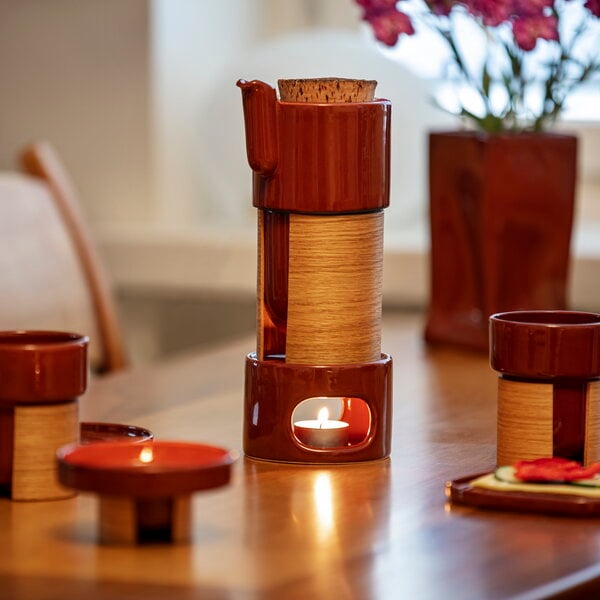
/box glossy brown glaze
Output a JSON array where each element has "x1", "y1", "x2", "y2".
[
  {"x1": 238, "y1": 79, "x2": 391, "y2": 214},
  {"x1": 553, "y1": 382, "x2": 586, "y2": 461},
  {"x1": 259, "y1": 210, "x2": 288, "y2": 357},
  {"x1": 0, "y1": 408, "x2": 13, "y2": 493},
  {"x1": 490, "y1": 311, "x2": 600, "y2": 379},
  {"x1": 425, "y1": 131, "x2": 577, "y2": 352},
  {"x1": 80, "y1": 422, "x2": 154, "y2": 444},
  {"x1": 448, "y1": 474, "x2": 600, "y2": 516},
  {"x1": 0, "y1": 331, "x2": 88, "y2": 404},
  {"x1": 237, "y1": 80, "x2": 278, "y2": 176},
  {"x1": 340, "y1": 396, "x2": 373, "y2": 445},
  {"x1": 244, "y1": 353, "x2": 392, "y2": 462}
]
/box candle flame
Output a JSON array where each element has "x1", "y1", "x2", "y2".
[
  {"x1": 139, "y1": 446, "x2": 154, "y2": 464},
  {"x1": 317, "y1": 407, "x2": 329, "y2": 425}
]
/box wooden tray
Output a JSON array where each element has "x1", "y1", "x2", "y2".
[{"x1": 447, "y1": 473, "x2": 600, "y2": 517}]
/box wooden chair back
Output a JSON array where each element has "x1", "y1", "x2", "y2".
[{"x1": 0, "y1": 141, "x2": 127, "y2": 373}]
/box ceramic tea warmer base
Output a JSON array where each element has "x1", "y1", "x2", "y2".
[{"x1": 244, "y1": 353, "x2": 393, "y2": 463}]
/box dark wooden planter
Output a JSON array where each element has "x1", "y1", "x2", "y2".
[{"x1": 424, "y1": 131, "x2": 578, "y2": 352}]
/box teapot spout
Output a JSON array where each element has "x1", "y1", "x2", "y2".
[{"x1": 237, "y1": 79, "x2": 278, "y2": 175}]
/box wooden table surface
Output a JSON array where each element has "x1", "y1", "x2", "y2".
[{"x1": 2, "y1": 311, "x2": 600, "y2": 600}]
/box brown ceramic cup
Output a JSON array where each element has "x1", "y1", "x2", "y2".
[
  {"x1": 489, "y1": 311, "x2": 600, "y2": 466},
  {"x1": 0, "y1": 331, "x2": 88, "y2": 500},
  {"x1": 490, "y1": 310, "x2": 600, "y2": 380}
]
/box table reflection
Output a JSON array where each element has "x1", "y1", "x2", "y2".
[{"x1": 242, "y1": 457, "x2": 391, "y2": 593}]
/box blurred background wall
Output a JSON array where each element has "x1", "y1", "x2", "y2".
[{"x1": 0, "y1": 0, "x2": 598, "y2": 364}]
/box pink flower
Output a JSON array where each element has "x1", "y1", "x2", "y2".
[
  {"x1": 585, "y1": 0, "x2": 600, "y2": 17},
  {"x1": 357, "y1": 1, "x2": 415, "y2": 46},
  {"x1": 513, "y1": 0, "x2": 554, "y2": 16},
  {"x1": 356, "y1": 0, "x2": 398, "y2": 9},
  {"x1": 513, "y1": 14, "x2": 559, "y2": 50},
  {"x1": 352, "y1": 0, "x2": 599, "y2": 132},
  {"x1": 465, "y1": 0, "x2": 513, "y2": 26},
  {"x1": 366, "y1": 9, "x2": 415, "y2": 46},
  {"x1": 426, "y1": 0, "x2": 457, "y2": 16}
]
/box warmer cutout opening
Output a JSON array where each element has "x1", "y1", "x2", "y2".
[{"x1": 291, "y1": 396, "x2": 371, "y2": 449}]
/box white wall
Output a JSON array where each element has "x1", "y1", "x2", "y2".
[
  {"x1": 0, "y1": 0, "x2": 152, "y2": 225},
  {"x1": 150, "y1": 0, "x2": 261, "y2": 226}
]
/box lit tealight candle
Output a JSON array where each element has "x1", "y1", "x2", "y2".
[{"x1": 294, "y1": 407, "x2": 349, "y2": 449}]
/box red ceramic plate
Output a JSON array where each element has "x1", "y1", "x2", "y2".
[{"x1": 57, "y1": 441, "x2": 237, "y2": 498}]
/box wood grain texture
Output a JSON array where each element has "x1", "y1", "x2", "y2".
[
  {"x1": 585, "y1": 380, "x2": 600, "y2": 465},
  {"x1": 12, "y1": 402, "x2": 79, "y2": 501},
  {"x1": 497, "y1": 378, "x2": 553, "y2": 466},
  {"x1": 3, "y1": 313, "x2": 600, "y2": 598},
  {"x1": 285, "y1": 212, "x2": 383, "y2": 364},
  {"x1": 171, "y1": 496, "x2": 192, "y2": 543},
  {"x1": 99, "y1": 496, "x2": 137, "y2": 544},
  {"x1": 99, "y1": 495, "x2": 191, "y2": 544},
  {"x1": 277, "y1": 78, "x2": 376, "y2": 103}
]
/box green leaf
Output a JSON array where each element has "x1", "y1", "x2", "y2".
[
  {"x1": 480, "y1": 114, "x2": 505, "y2": 133},
  {"x1": 482, "y1": 64, "x2": 491, "y2": 98}
]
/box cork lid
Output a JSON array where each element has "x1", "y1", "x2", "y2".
[{"x1": 278, "y1": 78, "x2": 377, "y2": 103}]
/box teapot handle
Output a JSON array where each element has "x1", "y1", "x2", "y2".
[{"x1": 237, "y1": 80, "x2": 278, "y2": 175}]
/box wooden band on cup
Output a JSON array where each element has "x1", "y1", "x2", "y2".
[
  {"x1": 11, "y1": 401, "x2": 79, "y2": 500},
  {"x1": 285, "y1": 212, "x2": 383, "y2": 365},
  {"x1": 497, "y1": 378, "x2": 553, "y2": 466},
  {"x1": 497, "y1": 378, "x2": 600, "y2": 467}
]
